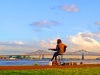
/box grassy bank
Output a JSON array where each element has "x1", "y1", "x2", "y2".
[{"x1": 0, "y1": 67, "x2": 100, "y2": 75}]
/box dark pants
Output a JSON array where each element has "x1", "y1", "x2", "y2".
[{"x1": 51, "y1": 52, "x2": 61, "y2": 61}]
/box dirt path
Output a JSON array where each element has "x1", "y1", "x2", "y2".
[{"x1": 0, "y1": 64, "x2": 100, "y2": 70}]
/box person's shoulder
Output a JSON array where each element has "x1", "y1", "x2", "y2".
[
  {"x1": 62, "y1": 43, "x2": 66, "y2": 45},
  {"x1": 61, "y1": 43, "x2": 67, "y2": 47},
  {"x1": 62, "y1": 43, "x2": 67, "y2": 45}
]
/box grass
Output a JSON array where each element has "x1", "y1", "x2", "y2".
[{"x1": 0, "y1": 68, "x2": 100, "y2": 75}]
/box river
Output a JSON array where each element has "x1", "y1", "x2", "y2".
[{"x1": 0, "y1": 59, "x2": 100, "y2": 66}]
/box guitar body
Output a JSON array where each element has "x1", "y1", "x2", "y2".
[{"x1": 64, "y1": 46, "x2": 66, "y2": 52}]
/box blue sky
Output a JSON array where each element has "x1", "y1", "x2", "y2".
[{"x1": 0, "y1": 0, "x2": 100, "y2": 55}]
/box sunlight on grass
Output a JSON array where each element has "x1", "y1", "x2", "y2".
[{"x1": 0, "y1": 68, "x2": 100, "y2": 75}]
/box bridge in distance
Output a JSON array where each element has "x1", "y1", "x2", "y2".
[
  {"x1": 26, "y1": 49, "x2": 100, "y2": 56},
  {"x1": 0, "y1": 50, "x2": 100, "y2": 60},
  {"x1": 26, "y1": 49, "x2": 100, "y2": 60}
]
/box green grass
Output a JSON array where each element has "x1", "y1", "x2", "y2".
[{"x1": 0, "y1": 68, "x2": 100, "y2": 75}]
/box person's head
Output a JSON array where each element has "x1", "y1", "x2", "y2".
[{"x1": 57, "y1": 39, "x2": 62, "y2": 44}]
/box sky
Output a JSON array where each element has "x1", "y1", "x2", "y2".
[{"x1": 0, "y1": 0, "x2": 100, "y2": 55}]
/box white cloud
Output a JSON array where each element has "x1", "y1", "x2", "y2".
[
  {"x1": 0, "y1": 45, "x2": 37, "y2": 55},
  {"x1": 32, "y1": 20, "x2": 59, "y2": 32},
  {"x1": 32, "y1": 20, "x2": 59, "y2": 28},
  {"x1": 15, "y1": 41, "x2": 24, "y2": 45},
  {"x1": 62, "y1": 4, "x2": 79, "y2": 12},
  {"x1": 93, "y1": 31, "x2": 100, "y2": 38},
  {"x1": 66, "y1": 31, "x2": 100, "y2": 52},
  {"x1": 80, "y1": 31, "x2": 93, "y2": 37},
  {"x1": 33, "y1": 20, "x2": 48, "y2": 27},
  {"x1": 1, "y1": 31, "x2": 100, "y2": 55},
  {"x1": 0, "y1": 41, "x2": 24, "y2": 46},
  {"x1": 50, "y1": 4, "x2": 79, "y2": 12},
  {"x1": 95, "y1": 22, "x2": 100, "y2": 25},
  {"x1": 0, "y1": 41, "x2": 38, "y2": 54},
  {"x1": 41, "y1": 36, "x2": 60, "y2": 48}
]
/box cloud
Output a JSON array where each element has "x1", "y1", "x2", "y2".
[
  {"x1": 93, "y1": 30, "x2": 100, "y2": 38},
  {"x1": 32, "y1": 20, "x2": 59, "y2": 28},
  {"x1": 50, "y1": 4, "x2": 79, "y2": 13},
  {"x1": 39, "y1": 31, "x2": 100, "y2": 53},
  {"x1": 95, "y1": 22, "x2": 100, "y2": 25},
  {"x1": 1, "y1": 31, "x2": 100, "y2": 55},
  {"x1": 32, "y1": 20, "x2": 48, "y2": 28},
  {"x1": 15, "y1": 41, "x2": 24, "y2": 45},
  {"x1": 61, "y1": 4, "x2": 79, "y2": 12},
  {"x1": 41, "y1": 36, "x2": 60, "y2": 48},
  {"x1": 0, "y1": 41, "x2": 24, "y2": 46},
  {"x1": 31, "y1": 20, "x2": 59, "y2": 32},
  {"x1": 95, "y1": 21, "x2": 100, "y2": 30},
  {"x1": 0, "y1": 41, "x2": 40, "y2": 55},
  {"x1": 0, "y1": 45, "x2": 37, "y2": 55},
  {"x1": 80, "y1": 31, "x2": 93, "y2": 37},
  {"x1": 66, "y1": 31, "x2": 100, "y2": 52}
]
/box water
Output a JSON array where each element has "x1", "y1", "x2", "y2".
[
  {"x1": 0, "y1": 59, "x2": 100, "y2": 66},
  {"x1": 0, "y1": 59, "x2": 49, "y2": 66}
]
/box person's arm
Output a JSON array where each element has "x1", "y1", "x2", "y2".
[
  {"x1": 48, "y1": 45, "x2": 58, "y2": 51},
  {"x1": 48, "y1": 48, "x2": 57, "y2": 51}
]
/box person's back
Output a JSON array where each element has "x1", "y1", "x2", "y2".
[{"x1": 58, "y1": 43, "x2": 67, "y2": 54}]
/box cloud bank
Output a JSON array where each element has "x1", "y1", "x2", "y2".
[
  {"x1": 0, "y1": 31, "x2": 100, "y2": 54},
  {"x1": 66, "y1": 31, "x2": 100, "y2": 52}
]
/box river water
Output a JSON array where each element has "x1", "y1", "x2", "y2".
[{"x1": 0, "y1": 59, "x2": 100, "y2": 66}]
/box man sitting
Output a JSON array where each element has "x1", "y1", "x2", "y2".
[{"x1": 48, "y1": 39, "x2": 68, "y2": 64}]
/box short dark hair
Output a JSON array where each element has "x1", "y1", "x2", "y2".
[{"x1": 57, "y1": 39, "x2": 62, "y2": 44}]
